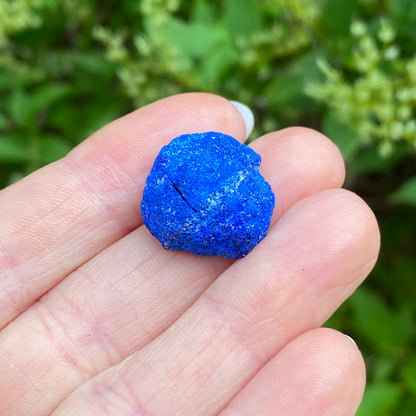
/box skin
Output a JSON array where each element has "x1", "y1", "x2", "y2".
[{"x1": 0, "y1": 93, "x2": 380, "y2": 415}]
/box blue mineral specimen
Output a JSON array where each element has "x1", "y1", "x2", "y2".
[{"x1": 141, "y1": 131, "x2": 275, "y2": 259}]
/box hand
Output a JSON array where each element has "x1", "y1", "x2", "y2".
[{"x1": 0, "y1": 93, "x2": 380, "y2": 415}]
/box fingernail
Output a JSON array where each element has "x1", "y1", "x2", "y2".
[
  {"x1": 345, "y1": 334, "x2": 357, "y2": 347},
  {"x1": 229, "y1": 100, "x2": 255, "y2": 139}
]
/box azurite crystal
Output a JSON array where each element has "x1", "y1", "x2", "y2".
[{"x1": 141, "y1": 131, "x2": 275, "y2": 259}]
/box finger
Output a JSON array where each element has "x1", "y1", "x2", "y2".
[
  {"x1": 52, "y1": 189, "x2": 379, "y2": 416},
  {"x1": 220, "y1": 328, "x2": 365, "y2": 416},
  {"x1": 0, "y1": 127, "x2": 345, "y2": 416},
  {"x1": 0, "y1": 93, "x2": 246, "y2": 328},
  {"x1": 252, "y1": 127, "x2": 345, "y2": 216}
]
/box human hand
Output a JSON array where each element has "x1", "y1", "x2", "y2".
[{"x1": 0, "y1": 93, "x2": 380, "y2": 415}]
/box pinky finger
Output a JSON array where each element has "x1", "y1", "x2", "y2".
[{"x1": 220, "y1": 328, "x2": 366, "y2": 416}]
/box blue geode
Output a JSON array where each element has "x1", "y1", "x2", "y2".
[{"x1": 141, "y1": 131, "x2": 275, "y2": 259}]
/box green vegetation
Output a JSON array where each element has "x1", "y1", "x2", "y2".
[{"x1": 1, "y1": 0, "x2": 415, "y2": 414}]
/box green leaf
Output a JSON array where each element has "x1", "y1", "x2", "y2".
[
  {"x1": 191, "y1": 0, "x2": 216, "y2": 24},
  {"x1": 349, "y1": 287, "x2": 413, "y2": 355},
  {"x1": 28, "y1": 84, "x2": 72, "y2": 115},
  {"x1": 32, "y1": 0, "x2": 58, "y2": 9},
  {"x1": 199, "y1": 38, "x2": 238, "y2": 87},
  {"x1": 388, "y1": 0, "x2": 416, "y2": 21},
  {"x1": 372, "y1": 358, "x2": 395, "y2": 382},
  {"x1": 394, "y1": 396, "x2": 416, "y2": 415},
  {"x1": 321, "y1": 0, "x2": 359, "y2": 35},
  {"x1": 39, "y1": 135, "x2": 73, "y2": 164},
  {"x1": 8, "y1": 84, "x2": 71, "y2": 127},
  {"x1": 323, "y1": 113, "x2": 361, "y2": 160},
  {"x1": 401, "y1": 357, "x2": 416, "y2": 394},
  {"x1": 352, "y1": 143, "x2": 407, "y2": 175},
  {"x1": 223, "y1": 0, "x2": 262, "y2": 39},
  {"x1": 266, "y1": 53, "x2": 322, "y2": 116},
  {"x1": 161, "y1": 20, "x2": 233, "y2": 60},
  {"x1": 0, "y1": 112, "x2": 9, "y2": 129},
  {"x1": 9, "y1": 89, "x2": 29, "y2": 126},
  {"x1": 0, "y1": 135, "x2": 28, "y2": 162},
  {"x1": 265, "y1": 72, "x2": 316, "y2": 116},
  {"x1": 158, "y1": 18, "x2": 237, "y2": 87},
  {"x1": 0, "y1": 71, "x2": 19, "y2": 91},
  {"x1": 73, "y1": 52, "x2": 116, "y2": 76},
  {"x1": 49, "y1": 95, "x2": 124, "y2": 143},
  {"x1": 390, "y1": 176, "x2": 416, "y2": 206},
  {"x1": 357, "y1": 382, "x2": 402, "y2": 416}
]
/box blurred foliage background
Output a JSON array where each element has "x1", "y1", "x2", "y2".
[{"x1": 0, "y1": 0, "x2": 415, "y2": 414}]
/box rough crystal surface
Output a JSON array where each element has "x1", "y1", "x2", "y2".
[{"x1": 141, "y1": 131, "x2": 275, "y2": 259}]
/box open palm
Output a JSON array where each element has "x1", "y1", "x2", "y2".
[{"x1": 0, "y1": 93, "x2": 380, "y2": 415}]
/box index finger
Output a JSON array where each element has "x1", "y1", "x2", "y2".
[{"x1": 0, "y1": 93, "x2": 246, "y2": 328}]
